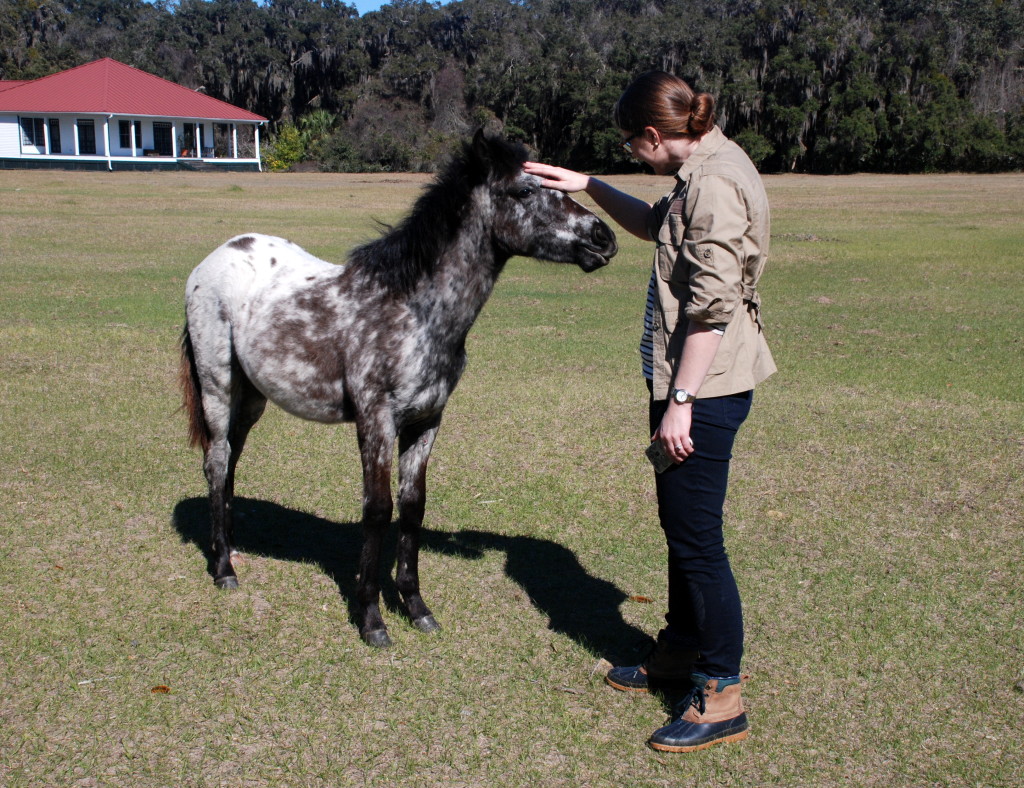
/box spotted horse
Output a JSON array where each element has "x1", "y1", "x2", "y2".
[{"x1": 179, "y1": 130, "x2": 617, "y2": 647}]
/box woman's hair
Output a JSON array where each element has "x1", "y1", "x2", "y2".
[{"x1": 613, "y1": 71, "x2": 716, "y2": 138}]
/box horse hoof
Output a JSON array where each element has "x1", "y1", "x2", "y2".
[
  {"x1": 362, "y1": 629, "x2": 393, "y2": 648},
  {"x1": 413, "y1": 615, "x2": 441, "y2": 633},
  {"x1": 215, "y1": 575, "x2": 239, "y2": 590}
]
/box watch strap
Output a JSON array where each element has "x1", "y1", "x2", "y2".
[{"x1": 670, "y1": 387, "x2": 696, "y2": 404}]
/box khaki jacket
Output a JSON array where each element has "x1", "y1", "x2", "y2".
[{"x1": 647, "y1": 126, "x2": 777, "y2": 400}]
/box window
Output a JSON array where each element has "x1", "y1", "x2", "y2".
[
  {"x1": 20, "y1": 117, "x2": 45, "y2": 147},
  {"x1": 118, "y1": 120, "x2": 142, "y2": 149},
  {"x1": 48, "y1": 119, "x2": 61, "y2": 153},
  {"x1": 77, "y1": 119, "x2": 96, "y2": 155}
]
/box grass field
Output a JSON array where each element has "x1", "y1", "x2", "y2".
[{"x1": 1, "y1": 168, "x2": 1021, "y2": 787}]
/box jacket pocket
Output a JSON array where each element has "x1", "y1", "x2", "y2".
[{"x1": 656, "y1": 215, "x2": 689, "y2": 282}]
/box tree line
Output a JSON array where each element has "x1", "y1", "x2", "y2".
[{"x1": 2, "y1": 0, "x2": 1022, "y2": 173}]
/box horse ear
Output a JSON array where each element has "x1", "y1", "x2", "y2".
[
  {"x1": 464, "y1": 127, "x2": 501, "y2": 183},
  {"x1": 468, "y1": 128, "x2": 523, "y2": 180},
  {"x1": 471, "y1": 128, "x2": 492, "y2": 168}
]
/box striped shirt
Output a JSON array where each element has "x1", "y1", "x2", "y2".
[
  {"x1": 640, "y1": 265, "x2": 726, "y2": 384},
  {"x1": 640, "y1": 266, "x2": 657, "y2": 381}
]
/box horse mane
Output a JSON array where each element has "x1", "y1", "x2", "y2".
[{"x1": 348, "y1": 131, "x2": 528, "y2": 293}]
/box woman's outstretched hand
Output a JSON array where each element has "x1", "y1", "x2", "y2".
[
  {"x1": 525, "y1": 161, "x2": 653, "y2": 241},
  {"x1": 523, "y1": 162, "x2": 590, "y2": 193}
]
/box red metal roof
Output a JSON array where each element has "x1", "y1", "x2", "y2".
[{"x1": 0, "y1": 58, "x2": 266, "y2": 122}]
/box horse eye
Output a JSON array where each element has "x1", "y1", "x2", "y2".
[{"x1": 515, "y1": 187, "x2": 534, "y2": 199}]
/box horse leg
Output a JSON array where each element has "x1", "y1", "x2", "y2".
[
  {"x1": 216, "y1": 375, "x2": 267, "y2": 580},
  {"x1": 193, "y1": 326, "x2": 265, "y2": 589},
  {"x1": 225, "y1": 374, "x2": 267, "y2": 503},
  {"x1": 355, "y1": 416, "x2": 396, "y2": 647},
  {"x1": 396, "y1": 417, "x2": 442, "y2": 633},
  {"x1": 202, "y1": 395, "x2": 237, "y2": 588}
]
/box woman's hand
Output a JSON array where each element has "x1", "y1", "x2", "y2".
[
  {"x1": 525, "y1": 162, "x2": 654, "y2": 240},
  {"x1": 523, "y1": 162, "x2": 590, "y2": 193},
  {"x1": 653, "y1": 403, "x2": 695, "y2": 463},
  {"x1": 654, "y1": 325, "x2": 724, "y2": 463}
]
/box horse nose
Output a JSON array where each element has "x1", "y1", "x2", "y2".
[{"x1": 592, "y1": 220, "x2": 616, "y2": 254}]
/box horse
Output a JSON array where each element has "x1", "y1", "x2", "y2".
[{"x1": 179, "y1": 130, "x2": 617, "y2": 647}]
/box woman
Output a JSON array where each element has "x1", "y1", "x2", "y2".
[{"x1": 524, "y1": 71, "x2": 775, "y2": 753}]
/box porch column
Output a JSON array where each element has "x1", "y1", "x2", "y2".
[
  {"x1": 43, "y1": 119, "x2": 51, "y2": 155},
  {"x1": 104, "y1": 116, "x2": 114, "y2": 168},
  {"x1": 130, "y1": 120, "x2": 137, "y2": 158},
  {"x1": 171, "y1": 121, "x2": 178, "y2": 157},
  {"x1": 254, "y1": 124, "x2": 261, "y2": 170},
  {"x1": 104, "y1": 116, "x2": 113, "y2": 170},
  {"x1": 232, "y1": 124, "x2": 238, "y2": 159}
]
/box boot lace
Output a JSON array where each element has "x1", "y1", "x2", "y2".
[{"x1": 671, "y1": 684, "x2": 706, "y2": 721}]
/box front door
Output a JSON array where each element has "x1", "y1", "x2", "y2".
[
  {"x1": 153, "y1": 122, "x2": 172, "y2": 156},
  {"x1": 77, "y1": 120, "x2": 96, "y2": 155},
  {"x1": 48, "y1": 119, "x2": 61, "y2": 153}
]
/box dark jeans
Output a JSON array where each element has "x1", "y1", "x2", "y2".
[{"x1": 649, "y1": 388, "x2": 752, "y2": 678}]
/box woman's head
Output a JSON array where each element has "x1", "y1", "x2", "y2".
[{"x1": 613, "y1": 71, "x2": 715, "y2": 139}]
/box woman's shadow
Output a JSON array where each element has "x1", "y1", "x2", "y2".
[{"x1": 172, "y1": 497, "x2": 652, "y2": 663}]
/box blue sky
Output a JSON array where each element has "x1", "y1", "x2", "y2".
[{"x1": 350, "y1": 0, "x2": 386, "y2": 14}]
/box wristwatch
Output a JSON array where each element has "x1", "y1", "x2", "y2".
[{"x1": 670, "y1": 387, "x2": 697, "y2": 405}]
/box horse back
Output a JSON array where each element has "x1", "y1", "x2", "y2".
[
  {"x1": 186, "y1": 234, "x2": 337, "y2": 317},
  {"x1": 184, "y1": 234, "x2": 358, "y2": 423}
]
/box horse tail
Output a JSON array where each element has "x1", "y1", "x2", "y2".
[{"x1": 179, "y1": 322, "x2": 211, "y2": 452}]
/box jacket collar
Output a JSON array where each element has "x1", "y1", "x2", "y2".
[{"x1": 674, "y1": 125, "x2": 727, "y2": 183}]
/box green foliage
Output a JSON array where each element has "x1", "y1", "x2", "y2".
[
  {"x1": 264, "y1": 123, "x2": 305, "y2": 171},
  {"x1": 1006, "y1": 110, "x2": 1024, "y2": 160},
  {"x1": 296, "y1": 109, "x2": 338, "y2": 163},
  {"x1": 732, "y1": 129, "x2": 775, "y2": 169},
  {"x1": 298, "y1": 109, "x2": 335, "y2": 145},
  {"x1": 1, "y1": 0, "x2": 1022, "y2": 173}
]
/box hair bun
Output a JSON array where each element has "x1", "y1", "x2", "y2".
[
  {"x1": 688, "y1": 93, "x2": 716, "y2": 135},
  {"x1": 613, "y1": 71, "x2": 716, "y2": 139}
]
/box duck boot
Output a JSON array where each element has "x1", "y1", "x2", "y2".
[
  {"x1": 605, "y1": 631, "x2": 697, "y2": 693},
  {"x1": 648, "y1": 673, "x2": 749, "y2": 752}
]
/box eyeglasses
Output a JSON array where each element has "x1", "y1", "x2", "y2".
[{"x1": 621, "y1": 133, "x2": 640, "y2": 153}]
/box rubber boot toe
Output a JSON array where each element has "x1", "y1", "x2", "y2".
[
  {"x1": 605, "y1": 665, "x2": 650, "y2": 692},
  {"x1": 648, "y1": 712, "x2": 749, "y2": 752}
]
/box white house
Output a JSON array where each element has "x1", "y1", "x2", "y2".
[{"x1": 0, "y1": 58, "x2": 267, "y2": 171}]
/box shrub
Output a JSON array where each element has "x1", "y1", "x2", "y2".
[{"x1": 264, "y1": 124, "x2": 305, "y2": 172}]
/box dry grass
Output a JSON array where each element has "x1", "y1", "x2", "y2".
[{"x1": 0, "y1": 169, "x2": 1022, "y2": 787}]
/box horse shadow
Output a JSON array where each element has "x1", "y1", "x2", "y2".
[{"x1": 171, "y1": 497, "x2": 652, "y2": 663}]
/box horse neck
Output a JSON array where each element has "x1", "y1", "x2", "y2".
[{"x1": 408, "y1": 206, "x2": 508, "y2": 344}]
